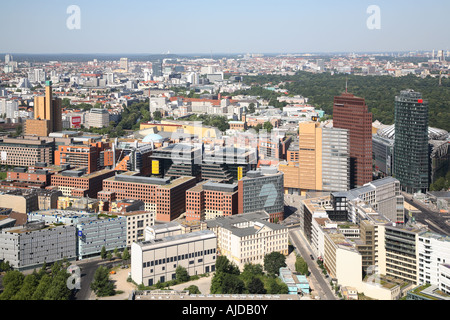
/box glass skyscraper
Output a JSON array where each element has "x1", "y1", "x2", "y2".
[{"x1": 393, "y1": 90, "x2": 429, "y2": 194}]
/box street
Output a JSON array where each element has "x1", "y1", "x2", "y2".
[
  {"x1": 403, "y1": 193, "x2": 450, "y2": 236},
  {"x1": 288, "y1": 227, "x2": 337, "y2": 300}
]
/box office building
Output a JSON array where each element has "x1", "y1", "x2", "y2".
[
  {"x1": 50, "y1": 168, "x2": 115, "y2": 198},
  {"x1": 206, "y1": 211, "x2": 288, "y2": 270},
  {"x1": 0, "y1": 137, "x2": 54, "y2": 167},
  {"x1": 131, "y1": 229, "x2": 217, "y2": 286},
  {"x1": 102, "y1": 172, "x2": 197, "y2": 222},
  {"x1": 331, "y1": 177, "x2": 405, "y2": 224},
  {"x1": 25, "y1": 81, "x2": 62, "y2": 136},
  {"x1": 150, "y1": 143, "x2": 202, "y2": 180},
  {"x1": 113, "y1": 141, "x2": 154, "y2": 175},
  {"x1": 186, "y1": 180, "x2": 239, "y2": 221},
  {"x1": 393, "y1": 90, "x2": 429, "y2": 194},
  {"x1": 27, "y1": 209, "x2": 127, "y2": 260},
  {"x1": 374, "y1": 124, "x2": 449, "y2": 184},
  {"x1": 120, "y1": 57, "x2": 129, "y2": 72},
  {"x1": 279, "y1": 122, "x2": 350, "y2": 194},
  {"x1": 201, "y1": 147, "x2": 257, "y2": 183},
  {"x1": 86, "y1": 108, "x2": 110, "y2": 129},
  {"x1": 152, "y1": 60, "x2": 163, "y2": 77},
  {"x1": 333, "y1": 92, "x2": 373, "y2": 188},
  {"x1": 238, "y1": 166, "x2": 284, "y2": 222},
  {"x1": 417, "y1": 231, "x2": 450, "y2": 287},
  {"x1": 0, "y1": 220, "x2": 76, "y2": 271}
]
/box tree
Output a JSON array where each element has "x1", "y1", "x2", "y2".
[
  {"x1": 263, "y1": 252, "x2": 286, "y2": 276},
  {"x1": 106, "y1": 251, "x2": 113, "y2": 261},
  {"x1": 240, "y1": 263, "x2": 264, "y2": 283},
  {"x1": 14, "y1": 125, "x2": 23, "y2": 137},
  {"x1": 247, "y1": 277, "x2": 266, "y2": 294},
  {"x1": 263, "y1": 121, "x2": 273, "y2": 132},
  {"x1": 295, "y1": 256, "x2": 309, "y2": 275},
  {"x1": 0, "y1": 270, "x2": 24, "y2": 300},
  {"x1": 44, "y1": 270, "x2": 71, "y2": 300},
  {"x1": 114, "y1": 247, "x2": 122, "y2": 260},
  {"x1": 153, "y1": 111, "x2": 162, "y2": 121},
  {"x1": 31, "y1": 274, "x2": 52, "y2": 300},
  {"x1": 221, "y1": 273, "x2": 245, "y2": 294},
  {"x1": 12, "y1": 274, "x2": 39, "y2": 300},
  {"x1": 266, "y1": 277, "x2": 289, "y2": 294},
  {"x1": 210, "y1": 272, "x2": 226, "y2": 294},
  {"x1": 176, "y1": 266, "x2": 190, "y2": 283},
  {"x1": 100, "y1": 246, "x2": 107, "y2": 259},
  {"x1": 90, "y1": 266, "x2": 115, "y2": 297},
  {"x1": 215, "y1": 255, "x2": 240, "y2": 275},
  {"x1": 122, "y1": 247, "x2": 130, "y2": 263},
  {"x1": 184, "y1": 285, "x2": 201, "y2": 294},
  {"x1": 247, "y1": 103, "x2": 256, "y2": 114},
  {"x1": 0, "y1": 260, "x2": 11, "y2": 272}
]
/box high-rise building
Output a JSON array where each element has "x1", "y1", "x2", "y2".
[
  {"x1": 120, "y1": 58, "x2": 129, "y2": 72},
  {"x1": 4, "y1": 54, "x2": 12, "y2": 64},
  {"x1": 152, "y1": 60, "x2": 162, "y2": 77},
  {"x1": 279, "y1": 121, "x2": 350, "y2": 194},
  {"x1": 393, "y1": 90, "x2": 429, "y2": 194},
  {"x1": 238, "y1": 166, "x2": 284, "y2": 222},
  {"x1": 333, "y1": 92, "x2": 373, "y2": 188},
  {"x1": 25, "y1": 81, "x2": 62, "y2": 136}
]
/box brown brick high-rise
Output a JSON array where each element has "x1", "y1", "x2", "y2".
[{"x1": 333, "y1": 92, "x2": 372, "y2": 188}]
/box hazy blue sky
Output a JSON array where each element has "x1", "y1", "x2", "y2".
[{"x1": 1, "y1": 0, "x2": 448, "y2": 54}]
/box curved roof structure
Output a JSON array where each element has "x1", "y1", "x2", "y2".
[
  {"x1": 142, "y1": 133, "x2": 164, "y2": 143},
  {"x1": 377, "y1": 124, "x2": 449, "y2": 141}
]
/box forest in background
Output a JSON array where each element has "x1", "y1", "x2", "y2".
[{"x1": 236, "y1": 71, "x2": 450, "y2": 132}]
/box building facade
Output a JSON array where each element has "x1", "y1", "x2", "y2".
[
  {"x1": 0, "y1": 221, "x2": 76, "y2": 270},
  {"x1": 393, "y1": 90, "x2": 429, "y2": 194},
  {"x1": 333, "y1": 92, "x2": 373, "y2": 188},
  {"x1": 238, "y1": 167, "x2": 284, "y2": 222},
  {"x1": 131, "y1": 230, "x2": 217, "y2": 286}
]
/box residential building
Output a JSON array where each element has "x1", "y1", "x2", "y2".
[{"x1": 115, "y1": 210, "x2": 154, "y2": 247}]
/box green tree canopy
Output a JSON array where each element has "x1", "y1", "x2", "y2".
[
  {"x1": 263, "y1": 252, "x2": 287, "y2": 276},
  {"x1": 90, "y1": 266, "x2": 115, "y2": 297},
  {"x1": 176, "y1": 265, "x2": 190, "y2": 283}
]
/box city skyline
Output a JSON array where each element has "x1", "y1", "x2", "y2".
[{"x1": 1, "y1": 0, "x2": 449, "y2": 55}]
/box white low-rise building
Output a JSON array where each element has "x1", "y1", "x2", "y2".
[{"x1": 131, "y1": 230, "x2": 217, "y2": 287}]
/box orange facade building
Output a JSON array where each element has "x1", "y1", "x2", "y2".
[{"x1": 25, "y1": 81, "x2": 62, "y2": 136}]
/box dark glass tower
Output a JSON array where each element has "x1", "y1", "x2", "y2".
[{"x1": 393, "y1": 90, "x2": 429, "y2": 194}]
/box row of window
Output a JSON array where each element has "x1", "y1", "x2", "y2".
[{"x1": 143, "y1": 248, "x2": 216, "y2": 268}]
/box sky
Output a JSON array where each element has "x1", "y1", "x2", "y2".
[{"x1": 0, "y1": 0, "x2": 449, "y2": 55}]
